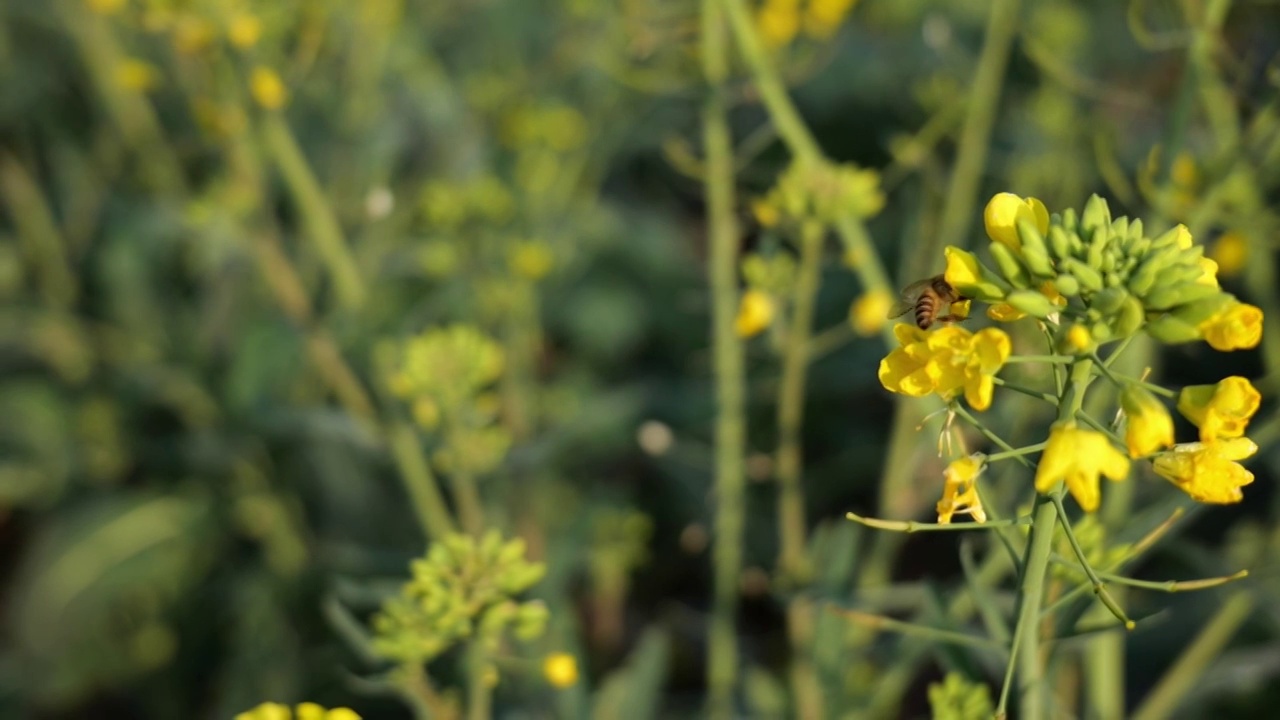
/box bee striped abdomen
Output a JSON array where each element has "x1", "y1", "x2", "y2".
[{"x1": 915, "y1": 291, "x2": 937, "y2": 329}]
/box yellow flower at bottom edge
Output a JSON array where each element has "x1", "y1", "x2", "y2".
[
  {"x1": 1177, "y1": 376, "x2": 1261, "y2": 442},
  {"x1": 1153, "y1": 438, "x2": 1257, "y2": 504},
  {"x1": 1034, "y1": 422, "x2": 1130, "y2": 512},
  {"x1": 735, "y1": 289, "x2": 776, "y2": 338},
  {"x1": 1199, "y1": 301, "x2": 1263, "y2": 351},
  {"x1": 235, "y1": 702, "x2": 361, "y2": 720},
  {"x1": 543, "y1": 652, "x2": 580, "y2": 688},
  {"x1": 1120, "y1": 386, "x2": 1174, "y2": 458},
  {"x1": 983, "y1": 192, "x2": 1049, "y2": 251},
  {"x1": 937, "y1": 456, "x2": 986, "y2": 524},
  {"x1": 849, "y1": 289, "x2": 893, "y2": 336}
]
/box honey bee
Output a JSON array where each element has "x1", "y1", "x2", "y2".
[{"x1": 887, "y1": 275, "x2": 968, "y2": 330}]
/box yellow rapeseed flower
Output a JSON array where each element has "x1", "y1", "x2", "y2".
[
  {"x1": 1197, "y1": 257, "x2": 1220, "y2": 288},
  {"x1": 228, "y1": 13, "x2": 263, "y2": 49},
  {"x1": 1065, "y1": 324, "x2": 1092, "y2": 351},
  {"x1": 251, "y1": 66, "x2": 288, "y2": 110},
  {"x1": 1172, "y1": 223, "x2": 1194, "y2": 250},
  {"x1": 1120, "y1": 386, "x2": 1174, "y2": 458},
  {"x1": 849, "y1": 289, "x2": 893, "y2": 336},
  {"x1": 1034, "y1": 422, "x2": 1130, "y2": 512},
  {"x1": 877, "y1": 324, "x2": 1010, "y2": 410},
  {"x1": 86, "y1": 0, "x2": 126, "y2": 15},
  {"x1": 1153, "y1": 438, "x2": 1257, "y2": 504},
  {"x1": 235, "y1": 702, "x2": 360, "y2": 720},
  {"x1": 987, "y1": 303, "x2": 1024, "y2": 322},
  {"x1": 735, "y1": 289, "x2": 776, "y2": 338},
  {"x1": 509, "y1": 241, "x2": 554, "y2": 281},
  {"x1": 936, "y1": 456, "x2": 986, "y2": 524},
  {"x1": 757, "y1": 0, "x2": 801, "y2": 48},
  {"x1": 543, "y1": 652, "x2": 579, "y2": 688},
  {"x1": 983, "y1": 193, "x2": 1049, "y2": 251},
  {"x1": 115, "y1": 58, "x2": 160, "y2": 92},
  {"x1": 1199, "y1": 301, "x2": 1263, "y2": 351},
  {"x1": 752, "y1": 198, "x2": 781, "y2": 229},
  {"x1": 943, "y1": 246, "x2": 981, "y2": 289},
  {"x1": 1177, "y1": 376, "x2": 1261, "y2": 442},
  {"x1": 1209, "y1": 231, "x2": 1249, "y2": 278}
]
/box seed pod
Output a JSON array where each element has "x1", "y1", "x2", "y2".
[
  {"x1": 1016, "y1": 218, "x2": 1056, "y2": 276},
  {"x1": 1048, "y1": 226, "x2": 1075, "y2": 261},
  {"x1": 1054, "y1": 274, "x2": 1080, "y2": 296},
  {"x1": 1113, "y1": 295, "x2": 1145, "y2": 337},
  {"x1": 1145, "y1": 314, "x2": 1203, "y2": 344},
  {"x1": 1062, "y1": 258, "x2": 1104, "y2": 292},
  {"x1": 1006, "y1": 289, "x2": 1060, "y2": 318},
  {"x1": 988, "y1": 241, "x2": 1032, "y2": 288}
]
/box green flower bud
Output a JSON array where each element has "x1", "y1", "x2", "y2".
[
  {"x1": 1061, "y1": 258, "x2": 1104, "y2": 292},
  {"x1": 1128, "y1": 218, "x2": 1144, "y2": 241},
  {"x1": 1048, "y1": 226, "x2": 1075, "y2": 261},
  {"x1": 987, "y1": 241, "x2": 1032, "y2": 288},
  {"x1": 1060, "y1": 207, "x2": 1079, "y2": 234},
  {"x1": 1144, "y1": 282, "x2": 1219, "y2": 310},
  {"x1": 1015, "y1": 219, "x2": 1055, "y2": 276},
  {"x1": 1169, "y1": 292, "x2": 1235, "y2": 325},
  {"x1": 1145, "y1": 314, "x2": 1203, "y2": 344},
  {"x1": 1054, "y1": 274, "x2": 1080, "y2": 296},
  {"x1": 1113, "y1": 295, "x2": 1145, "y2": 337},
  {"x1": 1091, "y1": 321, "x2": 1113, "y2": 341},
  {"x1": 1092, "y1": 287, "x2": 1129, "y2": 314},
  {"x1": 1080, "y1": 194, "x2": 1112, "y2": 235},
  {"x1": 1149, "y1": 224, "x2": 1186, "y2": 249},
  {"x1": 1006, "y1": 289, "x2": 1061, "y2": 318}
]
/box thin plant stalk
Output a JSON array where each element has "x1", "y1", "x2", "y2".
[
  {"x1": 702, "y1": 1, "x2": 747, "y2": 716},
  {"x1": 466, "y1": 642, "x2": 492, "y2": 720}
]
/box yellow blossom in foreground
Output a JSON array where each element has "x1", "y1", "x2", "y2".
[
  {"x1": 543, "y1": 652, "x2": 579, "y2": 688},
  {"x1": 1177, "y1": 376, "x2": 1261, "y2": 442},
  {"x1": 86, "y1": 0, "x2": 125, "y2": 15},
  {"x1": 757, "y1": 0, "x2": 801, "y2": 48},
  {"x1": 1210, "y1": 231, "x2": 1249, "y2": 278},
  {"x1": 228, "y1": 13, "x2": 263, "y2": 48},
  {"x1": 943, "y1": 246, "x2": 981, "y2": 289},
  {"x1": 1199, "y1": 301, "x2": 1263, "y2": 351},
  {"x1": 1034, "y1": 422, "x2": 1130, "y2": 512},
  {"x1": 877, "y1": 324, "x2": 1011, "y2": 410},
  {"x1": 235, "y1": 702, "x2": 360, "y2": 720},
  {"x1": 1154, "y1": 438, "x2": 1257, "y2": 504},
  {"x1": 983, "y1": 192, "x2": 1049, "y2": 251},
  {"x1": 937, "y1": 456, "x2": 986, "y2": 524},
  {"x1": 735, "y1": 289, "x2": 776, "y2": 338},
  {"x1": 1120, "y1": 386, "x2": 1174, "y2": 458},
  {"x1": 251, "y1": 67, "x2": 288, "y2": 110},
  {"x1": 849, "y1": 289, "x2": 892, "y2": 336},
  {"x1": 1197, "y1": 257, "x2": 1220, "y2": 288},
  {"x1": 115, "y1": 58, "x2": 160, "y2": 92}
]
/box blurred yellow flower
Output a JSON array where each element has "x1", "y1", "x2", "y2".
[
  {"x1": 1210, "y1": 231, "x2": 1249, "y2": 278},
  {"x1": 251, "y1": 67, "x2": 288, "y2": 110},
  {"x1": 752, "y1": 198, "x2": 781, "y2": 229},
  {"x1": 1177, "y1": 376, "x2": 1261, "y2": 442},
  {"x1": 937, "y1": 456, "x2": 986, "y2": 524},
  {"x1": 757, "y1": 0, "x2": 801, "y2": 48},
  {"x1": 987, "y1": 303, "x2": 1024, "y2": 322},
  {"x1": 115, "y1": 58, "x2": 160, "y2": 92},
  {"x1": 1197, "y1": 257, "x2": 1220, "y2": 288},
  {"x1": 1199, "y1": 301, "x2": 1263, "y2": 351},
  {"x1": 228, "y1": 13, "x2": 263, "y2": 49},
  {"x1": 1154, "y1": 438, "x2": 1257, "y2": 504},
  {"x1": 849, "y1": 289, "x2": 892, "y2": 336},
  {"x1": 235, "y1": 702, "x2": 360, "y2": 720},
  {"x1": 509, "y1": 241, "x2": 555, "y2": 281},
  {"x1": 804, "y1": 0, "x2": 859, "y2": 39},
  {"x1": 543, "y1": 652, "x2": 579, "y2": 688},
  {"x1": 1120, "y1": 386, "x2": 1174, "y2": 458},
  {"x1": 735, "y1": 289, "x2": 776, "y2": 338},
  {"x1": 1034, "y1": 422, "x2": 1129, "y2": 512},
  {"x1": 86, "y1": 0, "x2": 126, "y2": 15},
  {"x1": 983, "y1": 193, "x2": 1048, "y2": 251},
  {"x1": 877, "y1": 324, "x2": 1010, "y2": 410},
  {"x1": 1065, "y1": 324, "x2": 1092, "y2": 351}
]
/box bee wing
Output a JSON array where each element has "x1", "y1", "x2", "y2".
[{"x1": 885, "y1": 278, "x2": 935, "y2": 319}]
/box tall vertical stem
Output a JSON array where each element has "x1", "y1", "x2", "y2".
[
  {"x1": 1009, "y1": 358, "x2": 1093, "y2": 720},
  {"x1": 466, "y1": 642, "x2": 492, "y2": 720},
  {"x1": 702, "y1": 1, "x2": 746, "y2": 717},
  {"x1": 776, "y1": 220, "x2": 824, "y2": 718}
]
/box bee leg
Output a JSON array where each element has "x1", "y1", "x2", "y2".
[{"x1": 935, "y1": 313, "x2": 968, "y2": 323}]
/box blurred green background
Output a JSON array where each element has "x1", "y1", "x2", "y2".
[{"x1": 2, "y1": 0, "x2": 1280, "y2": 718}]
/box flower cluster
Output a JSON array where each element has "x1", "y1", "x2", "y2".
[
  {"x1": 234, "y1": 703, "x2": 359, "y2": 720},
  {"x1": 387, "y1": 325, "x2": 512, "y2": 475},
  {"x1": 755, "y1": 0, "x2": 862, "y2": 48},
  {"x1": 372, "y1": 531, "x2": 548, "y2": 665},
  {"x1": 734, "y1": 252, "x2": 797, "y2": 338},
  {"x1": 753, "y1": 159, "x2": 885, "y2": 229},
  {"x1": 880, "y1": 193, "x2": 1265, "y2": 517}
]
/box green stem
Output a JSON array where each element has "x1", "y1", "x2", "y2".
[
  {"x1": 1005, "y1": 355, "x2": 1075, "y2": 364},
  {"x1": 952, "y1": 403, "x2": 1034, "y2": 468},
  {"x1": 0, "y1": 153, "x2": 78, "y2": 310},
  {"x1": 993, "y1": 377, "x2": 1058, "y2": 403},
  {"x1": 987, "y1": 442, "x2": 1048, "y2": 463},
  {"x1": 846, "y1": 511, "x2": 1031, "y2": 532},
  {"x1": 1050, "y1": 494, "x2": 1134, "y2": 628},
  {"x1": 451, "y1": 470, "x2": 485, "y2": 536},
  {"x1": 702, "y1": 3, "x2": 746, "y2": 717},
  {"x1": 833, "y1": 608, "x2": 1007, "y2": 654},
  {"x1": 933, "y1": 0, "x2": 1024, "y2": 252},
  {"x1": 261, "y1": 113, "x2": 367, "y2": 311},
  {"x1": 466, "y1": 642, "x2": 492, "y2": 720},
  {"x1": 1001, "y1": 358, "x2": 1095, "y2": 720},
  {"x1": 387, "y1": 423, "x2": 457, "y2": 542},
  {"x1": 1130, "y1": 592, "x2": 1254, "y2": 720}
]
